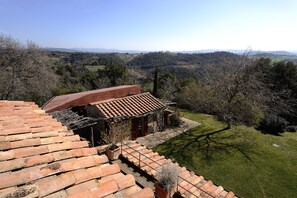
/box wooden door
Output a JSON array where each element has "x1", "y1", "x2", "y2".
[
  {"x1": 131, "y1": 118, "x2": 141, "y2": 140},
  {"x1": 131, "y1": 116, "x2": 149, "y2": 140}
]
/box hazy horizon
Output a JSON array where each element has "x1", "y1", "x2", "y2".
[
  {"x1": 1, "y1": 0, "x2": 297, "y2": 51},
  {"x1": 44, "y1": 47, "x2": 297, "y2": 54}
]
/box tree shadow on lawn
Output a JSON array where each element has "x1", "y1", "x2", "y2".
[{"x1": 156, "y1": 127, "x2": 256, "y2": 165}]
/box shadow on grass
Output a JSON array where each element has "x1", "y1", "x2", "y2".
[
  {"x1": 257, "y1": 128, "x2": 283, "y2": 136},
  {"x1": 154, "y1": 126, "x2": 255, "y2": 166}
]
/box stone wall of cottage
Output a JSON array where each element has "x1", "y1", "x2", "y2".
[
  {"x1": 110, "y1": 120, "x2": 132, "y2": 141},
  {"x1": 86, "y1": 105, "x2": 103, "y2": 118},
  {"x1": 148, "y1": 114, "x2": 158, "y2": 133}
]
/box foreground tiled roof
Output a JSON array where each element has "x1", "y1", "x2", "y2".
[
  {"x1": 91, "y1": 92, "x2": 166, "y2": 119},
  {"x1": 42, "y1": 85, "x2": 141, "y2": 113},
  {"x1": 0, "y1": 101, "x2": 154, "y2": 198},
  {"x1": 121, "y1": 141, "x2": 236, "y2": 198}
]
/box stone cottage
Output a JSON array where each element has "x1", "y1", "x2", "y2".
[
  {"x1": 42, "y1": 85, "x2": 166, "y2": 145},
  {"x1": 86, "y1": 92, "x2": 166, "y2": 141}
]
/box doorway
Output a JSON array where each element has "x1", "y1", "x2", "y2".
[{"x1": 131, "y1": 116, "x2": 148, "y2": 140}]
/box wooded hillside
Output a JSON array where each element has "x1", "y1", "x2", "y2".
[{"x1": 1, "y1": 35, "x2": 296, "y2": 134}]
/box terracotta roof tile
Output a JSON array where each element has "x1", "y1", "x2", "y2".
[
  {"x1": 4, "y1": 133, "x2": 33, "y2": 141},
  {"x1": 58, "y1": 155, "x2": 106, "y2": 172},
  {"x1": 101, "y1": 163, "x2": 121, "y2": 177},
  {"x1": 1, "y1": 127, "x2": 31, "y2": 135},
  {"x1": 52, "y1": 148, "x2": 95, "y2": 161},
  {"x1": 93, "y1": 175, "x2": 135, "y2": 196},
  {"x1": 0, "y1": 101, "x2": 154, "y2": 198},
  {"x1": 40, "y1": 135, "x2": 80, "y2": 145},
  {"x1": 44, "y1": 190, "x2": 68, "y2": 198},
  {"x1": 0, "y1": 184, "x2": 40, "y2": 198},
  {"x1": 94, "y1": 92, "x2": 166, "y2": 119},
  {"x1": 66, "y1": 179, "x2": 100, "y2": 195},
  {"x1": 106, "y1": 185, "x2": 141, "y2": 198},
  {"x1": 0, "y1": 142, "x2": 10, "y2": 150},
  {"x1": 0, "y1": 136, "x2": 4, "y2": 142},
  {"x1": 0, "y1": 150, "x2": 15, "y2": 161},
  {"x1": 36, "y1": 173, "x2": 76, "y2": 197},
  {"x1": 47, "y1": 141, "x2": 88, "y2": 152},
  {"x1": 115, "y1": 174, "x2": 136, "y2": 189},
  {"x1": 0, "y1": 171, "x2": 30, "y2": 189},
  {"x1": 99, "y1": 172, "x2": 125, "y2": 183},
  {"x1": 0, "y1": 158, "x2": 25, "y2": 173},
  {"x1": 66, "y1": 190, "x2": 93, "y2": 198},
  {"x1": 225, "y1": 191, "x2": 235, "y2": 198},
  {"x1": 32, "y1": 131, "x2": 60, "y2": 138},
  {"x1": 14, "y1": 145, "x2": 49, "y2": 158},
  {"x1": 80, "y1": 147, "x2": 97, "y2": 156},
  {"x1": 0, "y1": 187, "x2": 18, "y2": 197},
  {"x1": 31, "y1": 126, "x2": 55, "y2": 133},
  {"x1": 24, "y1": 153, "x2": 55, "y2": 167},
  {"x1": 213, "y1": 186, "x2": 224, "y2": 196},
  {"x1": 72, "y1": 166, "x2": 103, "y2": 184},
  {"x1": 125, "y1": 187, "x2": 155, "y2": 198},
  {"x1": 10, "y1": 138, "x2": 41, "y2": 149}
]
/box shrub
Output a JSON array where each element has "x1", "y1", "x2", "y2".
[
  {"x1": 156, "y1": 164, "x2": 180, "y2": 190},
  {"x1": 258, "y1": 115, "x2": 288, "y2": 134},
  {"x1": 170, "y1": 113, "x2": 181, "y2": 126},
  {"x1": 286, "y1": 125, "x2": 297, "y2": 132}
]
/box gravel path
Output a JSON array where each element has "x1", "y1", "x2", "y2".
[{"x1": 136, "y1": 117, "x2": 200, "y2": 148}]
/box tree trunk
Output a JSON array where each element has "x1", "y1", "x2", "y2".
[
  {"x1": 153, "y1": 68, "x2": 159, "y2": 97},
  {"x1": 227, "y1": 120, "x2": 232, "y2": 129},
  {"x1": 226, "y1": 117, "x2": 232, "y2": 129}
]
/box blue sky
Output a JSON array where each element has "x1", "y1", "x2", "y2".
[{"x1": 0, "y1": 0, "x2": 296, "y2": 51}]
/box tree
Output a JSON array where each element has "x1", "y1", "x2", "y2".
[
  {"x1": 178, "y1": 54, "x2": 296, "y2": 131},
  {"x1": 177, "y1": 78, "x2": 215, "y2": 112},
  {"x1": 0, "y1": 35, "x2": 59, "y2": 105},
  {"x1": 153, "y1": 68, "x2": 159, "y2": 97},
  {"x1": 158, "y1": 73, "x2": 179, "y2": 101},
  {"x1": 98, "y1": 64, "x2": 129, "y2": 86},
  {"x1": 178, "y1": 54, "x2": 272, "y2": 128},
  {"x1": 253, "y1": 58, "x2": 297, "y2": 132}
]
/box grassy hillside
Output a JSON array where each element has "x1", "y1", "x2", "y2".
[{"x1": 153, "y1": 112, "x2": 297, "y2": 198}]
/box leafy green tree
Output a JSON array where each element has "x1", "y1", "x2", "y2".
[{"x1": 106, "y1": 65, "x2": 127, "y2": 85}]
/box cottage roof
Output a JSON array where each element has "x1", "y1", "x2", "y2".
[
  {"x1": 42, "y1": 85, "x2": 141, "y2": 113},
  {"x1": 0, "y1": 100, "x2": 154, "y2": 198},
  {"x1": 91, "y1": 92, "x2": 166, "y2": 119},
  {"x1": 50, "y1": 109, "x2": 97, "y2": 130}
]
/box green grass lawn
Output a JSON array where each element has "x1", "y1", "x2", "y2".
[{"x1": 153, "y1": 112, "x2": 297, "y2": 198}]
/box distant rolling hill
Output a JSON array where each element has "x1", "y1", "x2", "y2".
[
  {"x1": 126, "y1": 51, "x2": 242, "y2": 79},
  {"x1": 45, "y1": 47, "x2": 143, "y2": 54},
  {"x1": 47, "y1": 50, "x2": 243, "y2": 79},
  {"x1": 44, "y1": 47, "x2": 297, "y2": 56},
  {"x1": 252, "y1": 52, "x2": 297, "y2": 63},
  {"x1": 46, "y1": 49, "x2": 297, "y2": 80}
]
